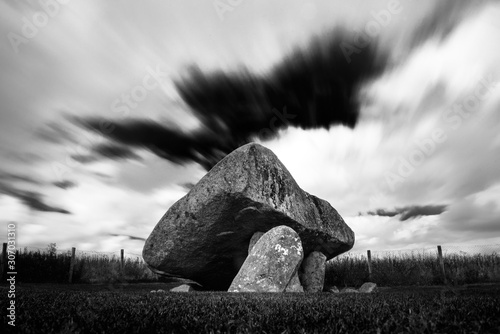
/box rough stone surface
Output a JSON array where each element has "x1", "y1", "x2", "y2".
[
  {"x1": 248, "y1": 232, "x2": 265, "y2": 253},
  {"x1": 170, "y1": 284, "x2": 193, "y2": 292},
  {"x1": 359, "y1": 282, "x2": 377, "y2": 293},
  {"x1": 341, "y1": 287, "x2": 359, "y2": 293},
  {"x1": 248, "y1": 231, "x2": 303, "y2": 292},
  {"x1": 299, "y1": 251, "x2": 327, "y2": 292},
  {"x1": 143, "y1": 142, "x2": 354, "y2": 290},
  {"x1": 285, "y1": 272, "x2": 304, "y2": 292},
  {"x1": 228, "y1": 226, "x2": 303, "y2": 292}
]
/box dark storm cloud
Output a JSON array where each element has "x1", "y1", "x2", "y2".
[
  {"x1": 366, "y1": 204, "x2": 448, "y2": 221},
  {"x1": 76, "y1": 118, "x2": 232, "y2": 170},
  {"x1": 77, "y1": 29, "x2": 387, "y2": 170},
  {"x1": 92, "y1": 143, "x2": 142, "y2": 161},
  {"x1": 71, "y1": 154, "x2": 97, "y2": 164},
  {"x1": 0, "y1": 171, "x2": 71, "y2": 213},
  {"x1": 0, "y1": 183, "x2": 71, "y2": 214},
  {"x1": 108, "y1": 233, "x2": 146, "y2": 241},
  {"x1": 53, "y1": 180, "x2": 77, "y2": 190},
  {"x1": 71, "y1": 143, "x2": 142, "y2": 164}
]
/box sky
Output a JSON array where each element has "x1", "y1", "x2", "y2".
[{"x1": 1, "y1": 0, "x2": 499, "y2": 256}]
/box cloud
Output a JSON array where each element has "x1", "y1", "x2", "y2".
[
  {"x1": 37, "y1": 122, "x2": 78, "y2": 145},
  {"x1": 365, "y1": 205, "x2": 448, "y2": 221},
  {"x1": 92, "y1": 143, "x2": 142, "y2": 161},
  {"x1": 1, "y1": 0, "x2": 499, "y2": 255},
  {"x1": 0, "y1": 183, "x2": 71, "y2": 214},
  {"x1": 76, "y1": 28, "x2": 387, "y2": 170},
  {"x1": 71, "y1": 143, "x2": 142, "y2": 164},
  {"x1": 0, "y1": 171, "x2": 73, "y2": 214},
  {"x1": 179, "y1": 182, "x2": 195, "y2": 191},
  {"x1": 408, "y1": 0, "x2": 493, "y2": 48},
  {"x1": 53, "y1": 180, "x2": 77, "y2": 190},
  {"x1": 0, "y1": 172, "x2": 42, "y2": 185},
  {"x1": 441, "y1": 183, "x2": 500, "y2": 235},
  {"x1": 113, "y1": 153, "x2": 204, "y2": 194},
  {"x1": 108, "y1": 233, "x2": 146, "y2": 241}
]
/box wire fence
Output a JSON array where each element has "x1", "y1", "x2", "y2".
[
  {"x1": 1, "y1": 244, "x2": 155, "y2": 284},
  {"x1": 2, "y1": 243, "x2": 500, "y2": 286},
  {"x1": 12, "y1": 243, "x2": 500, "y2": 261},
  {"x1": 338, "y1": 244, "x2": 500, "y2": 259},
  {"x1": 17, "y1": 245, "x2": 145, "y2": 262},
  {"x1": 326, "y1": 244, "x2": 500, "y2": 287}
]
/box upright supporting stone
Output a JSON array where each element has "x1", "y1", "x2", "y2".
[
  {"x1": 248, "y1": 230, "x2": 304, "y2": 293},
  {"x1": 299, "y1": 251, "x2": 326, "y2": 292},
  {"x1": 248, "y1": 232, "x2": 265, "y2": 253},
  {"x1": 229, "y1": 226, "x2": 303, "y2": 292}
]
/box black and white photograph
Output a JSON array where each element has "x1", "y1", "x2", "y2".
[{"x1": 1, "y1": 0, "x2": 500, "y2": 332}]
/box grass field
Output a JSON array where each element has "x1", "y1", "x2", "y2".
[
  {"x1": 326, "y1": 250, "x2": 500, "y2": 287},
  {"x1": 2, "y1": 283, "x2": 500, "y2": 333},
  {"x1": 13, "y1": 246, "x2": 157, "y2": 284}
]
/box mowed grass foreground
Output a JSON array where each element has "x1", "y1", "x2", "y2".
[{"x1": 2, "y1": 284, "x2": 500, "y2": 333}]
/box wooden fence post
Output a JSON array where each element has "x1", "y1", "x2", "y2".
[
  {"x1": 120, "y1": 249, "x2": 124, "y2": 271},
  {"x1": 68, "y1": 247, "x2": 76, "y2": 283},
  {"x1": 437, "y1": 245, "x2": 447, "y2": 284},
  {"x1": 1, "y1": 243, "x2": 7, "y2": 281},
  {"x1": 367, "y1": 250, "x2": 373, "y2": 281}
]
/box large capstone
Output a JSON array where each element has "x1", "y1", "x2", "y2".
[{"x1": 143, "y1": 142, "x2": 354, "y2": 290}]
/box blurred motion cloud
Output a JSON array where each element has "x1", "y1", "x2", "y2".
[{"x1": 77, "y1": 29, "x2": 387, "y2": 170}]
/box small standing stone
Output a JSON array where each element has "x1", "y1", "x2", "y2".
[
  {"x1": 359, "y1": 282, "x2": 377, "y2": 293},
  {"x1": 170, "y1": 284, "x2": 193, "y2": 292},
  {"x1": 299, "y1": 251, "x2": 327, "y2": 292}
]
